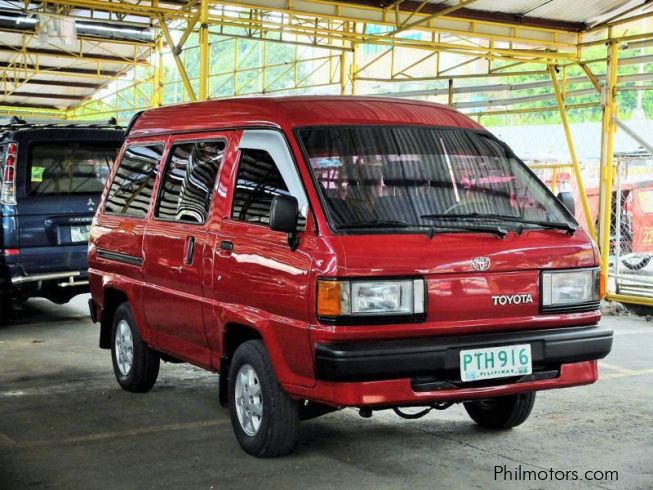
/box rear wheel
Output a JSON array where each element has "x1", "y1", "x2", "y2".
[
  {"x1": 110, "y1": 303, "x2": 160, "y2": 392},
  {"x1": 464, "y1": 392, "x2": 536, "y2": 429},
  {"x1": 0, "y1": 293, "x2": 14, "y2": 326},
  {"x1": 229, "y1": 340, "x2": 299, "y2": 457}
]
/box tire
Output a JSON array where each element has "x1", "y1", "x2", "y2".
[
  {"x1": 621, "y1": 254, "x2": 651, "y2": 271},
  {"x1": 0, "y1": 293, "x2": 14, "y2": 326},
  {"x1": 464, "y1": 392, "x2": 536, "y2": 429},
  {"x1": 229, "y1": 340, "x2": 299, "y2": 457},
  {"x1": 110, "y1": 303, "x2": 160, "y2": 393},
  {"x1": 13, "y1": 296, "x2": 29, "y2": 309},
  {"x1": 625, "y1": 304, "x2": 653, "y2": 317}
]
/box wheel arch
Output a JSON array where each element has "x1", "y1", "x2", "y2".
[
  {"x1": 218, "y1": 322, "x2": 264, "y2": 406},
  {"x1": 99, "y1": 287, "x2": 129, "y2": 349},
  {"x1": 222, "y1": 322, "x2": 264, "y2": 368}
]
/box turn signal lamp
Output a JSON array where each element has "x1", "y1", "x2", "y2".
[{"x1": 317, "y1": 280, "x2": 342, "y2": 316}]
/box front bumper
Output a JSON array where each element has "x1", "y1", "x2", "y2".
[
  {"x1": 315, "y1": 326, "x2": 612, "y2": 382},
  {"x1": 283, "y1": 326, "x2": 613, "y2": 408},
  {"x1": 294, "y1": 361, "x2": 599, "y2": 408}
]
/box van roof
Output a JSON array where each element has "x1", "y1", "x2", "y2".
[{"x1": 129, "y1": 96, "x2": 483, "y2": 138}]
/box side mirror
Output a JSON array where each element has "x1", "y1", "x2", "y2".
[
  {"x1": 557, "y1": 191, "x2": 576, "y2": 217},
  {"x1": 270, "y1": 195, "x2": 300, "y2": 250}
]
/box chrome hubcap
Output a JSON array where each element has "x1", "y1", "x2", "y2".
[
  {"x1": 115, "y1": 320, "x2": 134, "y2": 376},
  {"x1": 235, "y1": 364, "x2": 263, "y2": 436}
]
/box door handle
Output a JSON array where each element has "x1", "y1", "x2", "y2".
[
  {"x1": 185, "y1": 236, "x2": 196, "y2": 265},
  {"x1": 219, "y1": 240, "x2": 234, "y2": 252}
]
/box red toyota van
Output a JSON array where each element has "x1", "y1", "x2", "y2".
[{"x1": 88, "y1": 96, "x2": 613, "y2": 457}]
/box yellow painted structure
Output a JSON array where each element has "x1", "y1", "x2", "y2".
[{"x1": 1, "y1": 0, "x2": 652, "y2": 306}]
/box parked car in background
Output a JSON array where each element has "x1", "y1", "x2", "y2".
[
  {"x1": 576, "y1": 179, "x2": 653, "y2": 271},
  {"x1": 88, "y1": 97, "x2": 612, "y2": 457},
  {"x1": 0, "y1": 117, "x2": 123, "y2": 322}
]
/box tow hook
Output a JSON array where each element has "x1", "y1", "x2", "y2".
[
  {"x1": 358, "y1": 402, "x2": 454, "y2": 420},
  {"x1": 393, "y1": 403, "x2": 454, "y2": 420}
]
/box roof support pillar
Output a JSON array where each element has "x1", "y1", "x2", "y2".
[
  {"x1": 351, "y1": 42, "x2": 357, "y2": 95},
  {"x1": 580, "y1": 62, "x2": 653, "y2": 155},
  {"x1": 153, "y1": 36, "x2": 164, "y2": 107},
  {"x1": 158, "y1": 14, "x2": 197, "y2": 101},
  {"x1": 199, "y1": 0, "x2": 210, "y2": 100},
  {"x1": 548, "y1": 64, "x2": 596, "y2": 240},
  {"x1": 598, "y1": 38, "x2": 620, "y2": 294},
  {"x1": 340, "y1": 46, "x2": 357, "y2": 95}
]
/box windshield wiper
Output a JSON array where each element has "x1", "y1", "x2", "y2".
[
  {"x1": 428, "y1": 222, "x2": 508, "y2": 238},
  {"x1": 337, "y1": 219, "x2": 415, "y2": 229},
  {"x1": 338, "y1": 220, "x2": 508, "y2": 238},
  {"x1": 421, "y1": 213, "x2": 576, "y2": 235}
]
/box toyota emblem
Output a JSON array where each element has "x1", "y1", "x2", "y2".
[{"x1": 471, "y1": 256, "x2": 491, "y2": 272}]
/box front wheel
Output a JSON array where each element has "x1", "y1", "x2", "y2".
[
  {"x1": 111, "y1": 303, "x2": 160, "y2": 393},
  {"x1": 229, "y1": 340, "x2": 299, "y2": 457},
  {"x1": 464, "y1": 392, "x2": 536, "y2": 429}
]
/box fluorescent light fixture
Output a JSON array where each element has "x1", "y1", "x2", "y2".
[
  {"x1": 76, "y1": 22, "x2": 154, "y2": 38},
  {"x1": 0, "y1": 15, "x2": 152, "y2": 39},
  {"x1": 0, "y1": 15, "x2": 37, "y2": 25}
]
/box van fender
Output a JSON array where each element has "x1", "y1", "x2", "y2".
[
  {"x1": 101, "y1": 276, "x2": 152, "y2": 344},
  {"x1": 217, "y1": 306, "x2": 315, "y2": 389}
]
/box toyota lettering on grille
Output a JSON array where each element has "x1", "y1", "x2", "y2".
[{"x1": 491, "y1": 294, "x2": 534, "y2": 306}]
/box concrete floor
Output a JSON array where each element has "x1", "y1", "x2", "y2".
[{"x1": 0, "y1": 295, "x2": 651, "y2": 489}]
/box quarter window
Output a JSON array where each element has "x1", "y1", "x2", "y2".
[
  {"x1": 231, "y1": 149, "x2": 291, "y2": 225},
  {"x1": 105, "y1": 144, "x2": 163, "y2": 218},
  {"x1": 155, "y1": 140, "x2": 225, "y2": 223}
]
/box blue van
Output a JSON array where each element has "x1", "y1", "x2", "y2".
[{"x1": 0, "y1": 117, "x2": 123, "y2": 321}]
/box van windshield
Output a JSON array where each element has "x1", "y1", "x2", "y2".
[
  {"x1": 28, "y1": 141, "x2": 120, "y2": 196},
  {"x1": 298, "y1": 126, "x2": 574, "y2": 232}
]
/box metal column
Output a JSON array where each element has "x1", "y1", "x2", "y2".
[
  {"x1": 598, "y1": 39, "x2": 619, "y2": 295},
  {"x1": 199, "y1": 0, "x2": 210, "y2": 100},
  {"x1": 548, "y1": 64, "x2": 596, "y2": 240},
  {"x1": 153, "y1": 36, "x2": 164, "y2": 107}
]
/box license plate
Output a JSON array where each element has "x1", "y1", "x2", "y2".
[
  {"x1": 459, "y1": 344, "x2": 532, "y2": 382},
  {"x1": 70, "y1": 225, "x2": 91, "y2": 243}
]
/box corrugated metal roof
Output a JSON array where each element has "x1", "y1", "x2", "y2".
[
  {"x1": 378, "y1": 0, "x2": 650, "y2": 29},
  {"x1": 0, "y1": 17, "x2": 152, "y2": 112},
  {"x1": 438, "y1": 0, "x2": 636, "y2": 24},
  {"x1": 1, "y1": 0, "x2": 648, "y2": 114}
]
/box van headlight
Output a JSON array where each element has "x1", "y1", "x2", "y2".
[
  {"x1": 541, "y1": 268, "x2": 600, "y2": 312},
  {"x1": 317, "y1": 278, "x2": 425, "y2": 323}
]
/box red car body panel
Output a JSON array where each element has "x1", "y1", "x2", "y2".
[{"x1": 89, "y1": 96, "x2": 608, "y2": 407}]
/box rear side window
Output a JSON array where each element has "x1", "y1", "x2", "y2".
[
  {"x1": 105, "y1": 144, "x2": 164, "y2": 218},
  {"x1": 231, "y1": 149, "x2": 290, "y2": 225},
  {"x1": 155, "y1": 140, "x2": 225, "y2": 223},
  {"x1": 28, "y1": 142, "x2": 120, "y2": 196}
]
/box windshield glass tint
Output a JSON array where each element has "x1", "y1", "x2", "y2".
[
  {"x1": 299, "y1": 126, "x2": 571, "y2": 229},
  {"x1": 29, "y1": 142, "x2": 119, "y2": 195}
]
